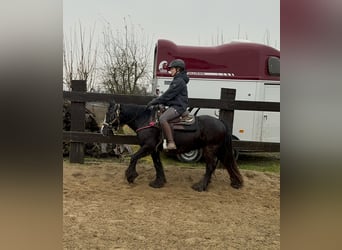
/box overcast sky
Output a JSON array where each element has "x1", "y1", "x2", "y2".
[{"x1": 63, "y1": 0, "x2": 280, "y2": 49}]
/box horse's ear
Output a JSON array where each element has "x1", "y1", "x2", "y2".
[{"x1": 109, "y1": 99, "x2": 116, "y2": 107}]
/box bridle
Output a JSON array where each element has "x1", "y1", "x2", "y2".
[
  {"x1": 102, "y1": 103, "x2": 121, "y2": 134},
  {"x1": 102, "y1": 103, "x2": 153, "y2": 135}
]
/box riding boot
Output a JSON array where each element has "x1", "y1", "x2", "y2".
[{"x1": 160, "y1": 122, "x2": 177, "y2": 150}]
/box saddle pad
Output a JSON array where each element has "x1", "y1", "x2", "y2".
[
  {"x1": 177, "y1": 114, "x2": 195, "y2": 125},
  {"x1": 172, "y1": 119, "x2": 198, "y2": 132}
]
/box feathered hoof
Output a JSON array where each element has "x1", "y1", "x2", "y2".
[
  {"x1": 126, "y1": 170, "x2": 139, "y2": 183},
  {"x1": 191, "y1": 182, "x2": 207, "y2": 192},
  {"x1": 230, "y1": 181, "x2": 243, "y2": 189},
  {"x1": 149, "y1": 179, "x2": 166, "y2": 188}
]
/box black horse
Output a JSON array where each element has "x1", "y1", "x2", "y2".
[{"x1": 101, "y1": 101, "x2": 243, "y2": 191}]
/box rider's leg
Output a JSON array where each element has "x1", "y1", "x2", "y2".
[{"x1": 159, "y1": 107, "x2": 179, "y2": 150}]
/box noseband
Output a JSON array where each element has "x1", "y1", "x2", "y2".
[{"x1": 103, "y1": 104, "x2": 121, "y2": 133}]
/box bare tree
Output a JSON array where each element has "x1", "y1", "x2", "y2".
[
  {"x1": 63, "y1": 22, "x2": 99, "y2": 91},
  {"x1": 101, "y1": 17, "x2": 152, "y2": 95}
]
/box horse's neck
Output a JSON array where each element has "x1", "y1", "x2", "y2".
[{"x1": 121, "y1": 104, "x2": 149, "y2": 131}]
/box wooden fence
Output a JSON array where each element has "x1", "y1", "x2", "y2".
[{"x1": 63, "y1": 80, "x2": 280, "y2": 163}]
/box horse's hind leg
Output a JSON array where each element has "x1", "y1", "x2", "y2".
[
  {"x1": 149, "y1": 151, "x2": 167, "y2": 188},
  {"x1": 192, "y1": 146, "x2": 218, "y2": 192}
]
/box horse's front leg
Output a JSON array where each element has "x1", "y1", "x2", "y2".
[
  {"x1": 149, "y1": 151, "x2": 166, "y2": 188},
  {"x1": 125, "y1": 145, "x2": 151, "y2": 183}
]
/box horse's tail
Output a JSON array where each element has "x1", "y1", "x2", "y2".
[{"x1": 218, "y1": 120, "x2": 244, "y2": 189}]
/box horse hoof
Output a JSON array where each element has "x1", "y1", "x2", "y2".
[
  {"x1": 231, "y1": 182, "x2": 242, "y2": 189},
  {"x1": 126, "y1": 171, "x2": 139, "y2": 183},
  {"x1": 191, "y1": 183, "x2": 206, "y2": 192},
  {"x1": 149, "y1": 179, "x2": 166, "y2": 188}
]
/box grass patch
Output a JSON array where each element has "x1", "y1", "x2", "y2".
[
  {"x1": 157, "y1": 152, "x2": 280, "y2": 173},
  {"x1": 237, "y1": 152, "x2": 280, "y2": 173}
]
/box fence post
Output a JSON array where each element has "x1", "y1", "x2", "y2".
[
  {"x1": 219, "y1": 88, "x2": 236, "y2": 135},
  {"x1": 69, "y1": 80, "x2": 86, "y2": 164}
]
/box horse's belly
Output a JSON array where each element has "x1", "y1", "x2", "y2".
[{"x1": 174, "y1": 130, "x2": 202, "y2": 149}]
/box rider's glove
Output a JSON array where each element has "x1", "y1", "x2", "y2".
[{"x1": 146, "y1": 99, "x2": 158, "y2": 109}]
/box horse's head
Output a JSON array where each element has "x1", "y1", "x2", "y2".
[{"x1": 101, "y1": 101, "x2": 121, "y2": 136}]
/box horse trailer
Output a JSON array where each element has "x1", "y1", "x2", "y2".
[{"x1": 152, "y1": 39, "x2": 280, "y2": 162}]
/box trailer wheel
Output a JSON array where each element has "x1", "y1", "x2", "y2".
[{"x1": 176, "y1": 149, "x2": 203, "y2": 163}]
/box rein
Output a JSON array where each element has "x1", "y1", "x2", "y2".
[
  {"x1": 135, "y1": 106, "x2": 160, "y2": 133},
  {"x1": 136, "y1": 121, "x2": 157, "y2": 133}
]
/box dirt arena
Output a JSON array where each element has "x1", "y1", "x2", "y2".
[{"x1": 63, "y1": 159, "x2": 280, "y2": 249}]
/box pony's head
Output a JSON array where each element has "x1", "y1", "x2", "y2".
[{"x1": 101, "y1": 100, "x2": 121, "y2": 136}]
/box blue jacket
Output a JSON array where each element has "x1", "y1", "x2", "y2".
[{"x1": 151, "y1": 71, "x2": 189, "y2": 114}]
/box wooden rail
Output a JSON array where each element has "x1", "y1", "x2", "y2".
[{"x1": 63, "y1": 80, "x2": 280, "y2": 163}]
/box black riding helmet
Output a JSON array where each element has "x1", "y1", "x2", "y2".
[{"x1": 168, "y1": 59, "x2": 185, "y2": 71}]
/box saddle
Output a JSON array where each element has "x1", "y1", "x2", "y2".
[{"x1": 156, "y1": 105, "x2": 197, "y2": 132}]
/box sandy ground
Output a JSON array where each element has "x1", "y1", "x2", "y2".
[{"x1": 63, "y1": 159, "x2": 280, "y2": 250}]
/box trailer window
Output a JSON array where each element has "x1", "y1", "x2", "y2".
[{"x1": 268, "y1": 56, "x2": 280, "y2": 76}]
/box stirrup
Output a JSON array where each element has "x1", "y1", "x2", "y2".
[
  {"x1": 166, "y1": 141, "x2": 177, "y2": 150},
  {"x1": 163, "y1": 140, "x2": 177, "y2": 150}
]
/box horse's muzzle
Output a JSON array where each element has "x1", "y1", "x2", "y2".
[{"x1": 101, "y1": 125, "x2": 113, "y2": 136}]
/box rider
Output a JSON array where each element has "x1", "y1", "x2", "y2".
[{"x1": 147, "y1": 59, "x2": 189, "y2": 150}]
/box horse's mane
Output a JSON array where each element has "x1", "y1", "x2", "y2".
[
  {"x1": 120, "y1": 103, "x2": 152, "y2": 127},
  {"x1": 122, "y1": 103, "x2": 148, "y2": 116}
]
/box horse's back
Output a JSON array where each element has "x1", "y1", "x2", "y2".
[
  {"x1": 197, "y1": 115, "x2": 225, "y2": 131},
  {"x1": 196, "y1": 115, "x2": 227, "y2": 141}
]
